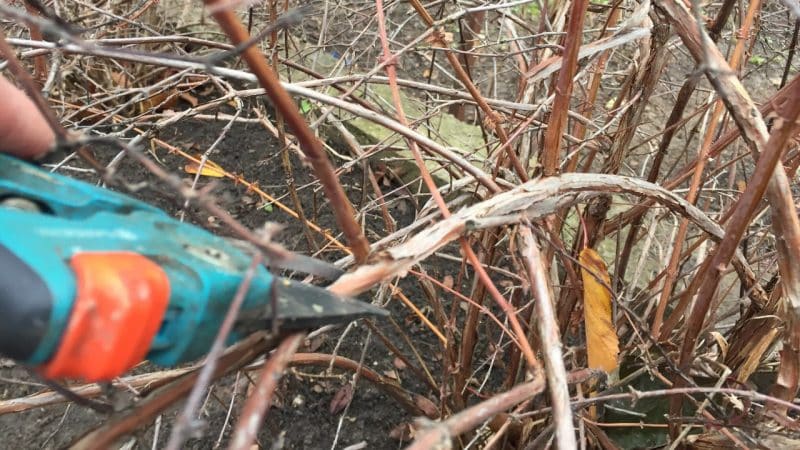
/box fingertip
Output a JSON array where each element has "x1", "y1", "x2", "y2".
[{"x1": 0, "y1": 75, "x2": 56, "y2": 159}]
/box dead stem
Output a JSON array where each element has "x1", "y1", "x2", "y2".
[
  {"x1": 406, "y1": 377, "x2": 545, "y2": 450},
  {"x1": 228, "y1": 333, "x2": 304, "y2": 450},
  {"x1": 203, "y1": 0, "x2": 371, "y2": 263},
  {"x1": 541, "y1": 0, "x2": 588, "y2": 177},
  {"x1": 519, "y1": 227, "x2": 577, "y2": 449}
]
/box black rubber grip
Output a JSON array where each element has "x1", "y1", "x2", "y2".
[{"x1": 0, "y1": 244, "x2": 52, "y2": 360}]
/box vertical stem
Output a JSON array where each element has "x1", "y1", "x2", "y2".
[
  {"x1": 541, "y1": 0, "x2": 589, "y2": 177},
  {"x1": 228, "y1": 333, "x2": 304, "y2": 450},
  {"x1": 654, "y1": 0, "x2": 761, "y2": 338},
  {"x1": 203, "y1": 0, "x2": 370, "y2": 263},
  {"x1": 406, "y1": 0, "x2": 528, "y2": 182},
  {"x1": 22, "y1": 1, "x2": 47, "y2": 85},
  {"x1": 520, "y1": 227, "x2": 576, "y2": 449}
]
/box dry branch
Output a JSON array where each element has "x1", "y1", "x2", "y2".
[
  {"x1": 519, "y1": 227, "x2": 576, "y2": 449},
  {"x1": 654, "y1": 0, "x2": 800, "y2": 427},
  {"x1": 202, "y1": 1, "x2": 370, "y2": 263},
  {"x1": 406, "y1": 377, "x2": 546, "y2": 450},
  {"x1": 329, "y1": 173, "x2": 755, "y2": 298}
]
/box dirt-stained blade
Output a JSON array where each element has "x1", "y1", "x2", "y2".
[
  {"x1": 235, "y1": 277, "x2": 387, "y2": 333},
  {"x1": 227, "y1": 239, "x2": 344, "y2": 281},
  {"x1": 266, "y1": 253, "x2": 345, "y2": 281}
]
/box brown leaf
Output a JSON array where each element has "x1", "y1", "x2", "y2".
[
  {"x1": 580, "y1": 248, "x2": 619, "y2": 375},
  {"x1": 329, "y1": 384, "x2": 354, "y2": 415},
  {"x1": 179, "y1": 92, "x2": 199, "y2": 107},
  {"x1": 388, "y1": 423, "x2": 415, "y2": 441},
  {"x1": 442, "y1": 275, "x2": 454, "y2": 290},
  {"x1": 137, "y1": 88, "x2": 179, "y2": 113},
  {"x1": 413, "y1": 394, "x2": 438, "y2": 418},
  {"x1": 393, "y1": 357, "x2": 407, "y2": 370}
]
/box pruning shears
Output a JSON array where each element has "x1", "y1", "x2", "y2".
[{"x1": 0, "y1": 151, "x2": 386, "y2": 382}]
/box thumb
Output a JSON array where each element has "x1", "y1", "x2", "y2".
[{"x1": 0, "y1": 75, "x2": 56, "y2": 159}]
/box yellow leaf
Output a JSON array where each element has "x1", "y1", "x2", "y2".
[
  {"x1": 184, "y1": 159, "x2": 226, "y2": 178},
  {"x1": 580, "y1": 248, "x2": 619, "y2": 376}
]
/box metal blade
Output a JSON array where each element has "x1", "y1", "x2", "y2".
[
  {"x1": 266, "y1": 253, "x2": 345, "y2": 281},
  {"x1": 227, "y1": 239, "x2": 345, "y2": 281},
  {"x1": 235, "y1": 277, "x2": 387, "y2": 333}
]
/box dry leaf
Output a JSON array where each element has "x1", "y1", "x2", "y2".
[
  {"x1": 137, "y1": 88, "x2": 179, "y2": 113},
  {"x1": 414, "y1": 394, "x2": 438, "y2": 418},
  {"x1": 184, "y1": 160, "x2": 226, "y2": 178},
  {"x1": 393, "y1": 357, "x2": 407, "y2": 370},
  {"x1": 179, "y1": 92, "x2": 199, "y2": 107},
  {"x1": 388, "y1": 423, "x2": 415, "y2": 441},
  {"x1": 442, "y1": 275, "x2": 454, "y2": 290},
  {"x1": 580, "y1": 248, "x2": 619, "y2": 376},
  {"x1": 110, "y1": 71, "x2": 130, "y2": 88},
  {"x1": 329, "y1": 384, "x2": 354, "y2": 415}
]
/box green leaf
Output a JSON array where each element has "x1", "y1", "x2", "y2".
[
  {"x1": 749, "y1": 55, "x2": 767, "y2": 66},
  {"x1": 300, "y1": 99, "x2": 313, "y2": 114},
  {"x1": 262, "y1": 203, "x2": 274, "y2": 213}
]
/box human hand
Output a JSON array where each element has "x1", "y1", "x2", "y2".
[{"x1": 0, "y1": 75, "x2": 56, "y2": 159}]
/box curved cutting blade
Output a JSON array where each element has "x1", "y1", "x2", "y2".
[{"x1": 235, "y1": 277, "x2": 387, "y2": 333}]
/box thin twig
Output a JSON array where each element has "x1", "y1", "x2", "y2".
[
  {"x1": 164, "y1": 254, "x2": 263, "y2": 450},
  {"x1": 228, "y1": 333, "x2": 304, "y2": 450},
  {"x1": 203, "y1": 0, "x2": 371, "y2": 263}
]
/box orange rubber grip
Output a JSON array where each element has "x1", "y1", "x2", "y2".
[{"x1": 40, "y1": 252, "x2": 170, "y2": 382}]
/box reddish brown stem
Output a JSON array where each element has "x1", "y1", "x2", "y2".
[
  {"x1": 406, "y1": 0, "x2": 528, "y2": 182},
  {"x1": 566, "y1": 4, "x2": 621, "y2": 173},
  {"x1": 655, "y1": 0, "x2": 800, "y2": 433},
  {"x1": 653, "y1": 0, "x2": 761, "y2": 339},
  {"x1": 541, "y1": 0, "x2": 589, "y2": 177},
  {"x1": 203, "y1": 0, "x2": 370, "y2": 263},
  {"x1": 228, "y1": 333, "x2": 304, "y2": 450}
]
